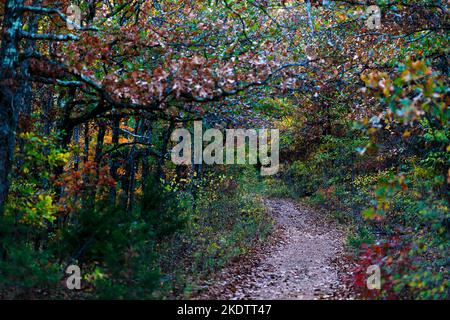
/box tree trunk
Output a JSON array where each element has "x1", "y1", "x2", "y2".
[
  {"x1": 0, "y1": 0, "x2": 24, "y2": 211},
  {"x1": 109, "y1": 116, "x2": 121, "y2": 205},
  {"x1": 141, "y1": 119, "x2": 153, "y2": 189},
  {"x1": 157, "y1": 121, "x2": 175, "y2": 179}
]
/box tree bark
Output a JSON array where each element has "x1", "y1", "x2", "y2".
[
  {"x1": 109, "y1": 116, "x2": 121, "y2": 205},
  {"x1": 0, "y1": 0, "x2": 24, "y2": 211}
]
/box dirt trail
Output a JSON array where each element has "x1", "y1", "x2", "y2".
[{"x1": 196, "y1": 198, "x2": 354, "y2": 300}]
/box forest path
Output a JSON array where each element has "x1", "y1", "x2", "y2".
[{"x1": 196, "y1": 198, "x2": 354, "y2": 300}]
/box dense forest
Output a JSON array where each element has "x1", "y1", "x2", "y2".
[{"x1": 0, "y1": 0, "x2": 448, "y2": 300}]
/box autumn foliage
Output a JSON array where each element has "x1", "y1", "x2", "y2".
[{"x1": 0, "y1": 1, "x2": 448, "y2": 299}]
